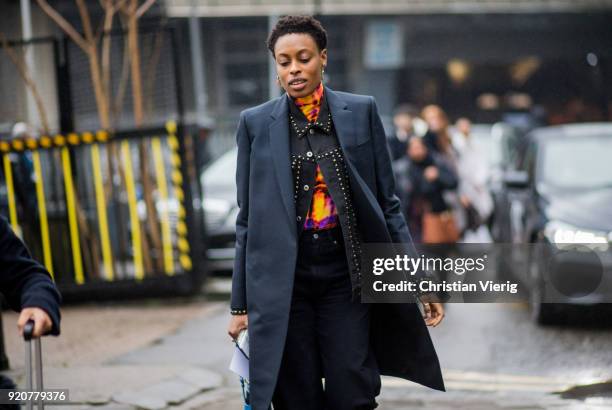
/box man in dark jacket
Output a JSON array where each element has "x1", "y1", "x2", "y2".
[
  {"x1": 0, "y1": 216, "x2": 61, "y2": 337},
  {"x1": 387, "y1": 104, "x2": 420, "y2": 161}
]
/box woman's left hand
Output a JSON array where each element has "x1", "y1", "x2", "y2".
[{"x1": 420, "y1": 301, "x2": 445, "y2": 327}]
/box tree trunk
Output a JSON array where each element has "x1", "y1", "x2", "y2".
[{"x1": 88, "y1": 46, "x2": 110, "y2": 129}]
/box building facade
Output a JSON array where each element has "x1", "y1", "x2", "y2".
[{"x1": 167, "y1": 0, "x2": 612, "y2": 155}]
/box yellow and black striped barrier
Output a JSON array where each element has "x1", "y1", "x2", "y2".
[{"x1": 0, "y1": 121, "x2": 204, "y2": 296}]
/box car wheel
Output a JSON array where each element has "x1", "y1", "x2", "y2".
[
  {"x1": 528, "y1": 246, "x2": 563, "y2": 325},
  {"x1": 495, "y1": 248, "x2": 513, "y2": 282}
]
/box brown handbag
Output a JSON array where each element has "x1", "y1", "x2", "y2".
[{"x1": 422, "y1": 210, "x2": 460, "y2": 244}]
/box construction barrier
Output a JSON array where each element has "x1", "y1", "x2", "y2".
[{"x1": 0, "y1": 121, "x2": 206, "y2": 300}]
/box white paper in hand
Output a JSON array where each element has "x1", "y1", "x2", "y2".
[
  {"x1": 229, "y1": 329, "x2": 249, "y2": 380},
  {"x1": 229, "y1": 345, "x2": 249, "y2": 380}
]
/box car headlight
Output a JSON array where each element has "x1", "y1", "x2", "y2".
[{"x1": 544, "y1": 220, "x2": 609, "y2": 252}]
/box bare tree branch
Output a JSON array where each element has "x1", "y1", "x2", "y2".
[
  {"x1": 136, "y1": 0, "x2": 156, "y2": 18},
  {"x1": 111, "y1": 13, "x2": 131, "y2": 126},
  {"x1": 75, "y1": 0, "x2": 95, "y2": 42},
  {"x1": 0, "y1": 32, "x2": 50, "y2": 134},
  {"x1": 101, "y1": 0, "x2": 121, "y2": 112},
  {"x1": 114, "y1": 0, "x2": 129, "y2": 13},
  {"x1": 95, "y1": 0, "x2": 128, "y2": 45},
  {"x1": 143, "y1": 28, "x2": 163, "y2": 120},
  {"x1": 35, "y1": 0, "x2": 89, "y2": 52},
  {"x1": 37, "y1": 0, "x2": 111, "y2": 128}
]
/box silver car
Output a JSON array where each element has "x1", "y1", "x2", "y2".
[{"x1": 200, "y1": 148, "x2": 238, "y2": 273}]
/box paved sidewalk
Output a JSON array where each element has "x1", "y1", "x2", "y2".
[{"x1": 0, "y1": 279, "x2": 610, "y2": 409}]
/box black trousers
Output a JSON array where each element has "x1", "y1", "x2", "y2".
[{"x1": 272, "y1": 227, "x2": 380, "y2": 410}]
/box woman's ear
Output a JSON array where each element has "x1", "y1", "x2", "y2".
[{"x1": 320, "y1": 48, "x2": 328, "y2": 66}]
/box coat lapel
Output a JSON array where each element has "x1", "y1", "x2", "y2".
[
  {"x1": 325, "y1": 86, "x2": 356, "y2": 153},
  {"x1": 269, "y1": 96, "x2": 297, "y2": 237},
  {"x1": 325, "y1": 87, "x2": 368, "y2": 193}
]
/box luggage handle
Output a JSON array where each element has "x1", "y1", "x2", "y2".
[
  {"x1": 23, "y1": 319, "x2": 44, "y2": 410},
  {"x1": 23, "y1": 319, "x2": 35, "y2": 341}
]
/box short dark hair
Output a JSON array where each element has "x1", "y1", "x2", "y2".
[
  {"x1": 267, "y1": 15, "x2": 327, "y2": 56},
  {"x1": 393, "y1": 104, "x2": 419, "y2": 118}
]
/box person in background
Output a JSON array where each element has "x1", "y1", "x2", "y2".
[
  {"x1": 454, "y1": 118, "x2": 493, "y2": 242},
  {"x1": 421, "y1": 105, "x2": 465, "y2": 233},
  {"x1": 421, "y1": 105, "x2": 459, "y2": 168},
  {"x1": 394, "y1": 136, "x2": 458, "y2": 243},
  {"x1": 387, "y1": 104, "x2": 419, "y2": 161},
  {"x1": 3, "y1": 123, "x2": 38, "y2": 221}
]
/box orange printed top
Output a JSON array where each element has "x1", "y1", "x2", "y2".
[{"x1": 292, "y1": 83, "x2": 339, "y2": 231}]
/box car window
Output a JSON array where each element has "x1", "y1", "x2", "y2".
[{"x1": 539, "y1": 135, "x2": 612, "y2": 190}]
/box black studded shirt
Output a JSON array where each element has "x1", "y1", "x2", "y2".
[{"x1": 288, "y1": 93, "x2": 363, "y2": 299}]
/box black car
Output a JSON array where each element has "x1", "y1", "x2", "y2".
[{"x1": 497, "y1": 123, "x2": 612, "y2": 324}]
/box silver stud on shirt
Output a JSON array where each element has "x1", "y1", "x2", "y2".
[{"x1": 289, "y1": 129, "x2": 362, "y2": 296}]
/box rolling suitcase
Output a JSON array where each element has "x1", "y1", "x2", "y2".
[{"x1": 23, "y1": 319, "x2": 44, "y2": 410}]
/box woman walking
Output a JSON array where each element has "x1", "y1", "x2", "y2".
[{"x1": 227, "y1": 15, "x2": 446, "y2": 410}]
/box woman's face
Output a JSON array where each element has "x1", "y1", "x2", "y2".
[
  {"x1": 274, "y1": 33, "x2": 327, "y2": 98},
  {"x1": 408, "y1": 137, "x2": 428, "y2": 162},
  {"x1": 423, "y1": 107, "x2": 448, "y2": 133}
]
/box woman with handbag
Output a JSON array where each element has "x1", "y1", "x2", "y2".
[
  {"x1": 394, "y1": 136, "x2": 459, "y2": 244},
  {"x1": 421, "y1": 105, "x2": 466, "y2": 235},
  {"x1": 226, "y1": 15, "x2": 446, "y2": 410}
]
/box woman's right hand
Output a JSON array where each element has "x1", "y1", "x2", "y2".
[{"x1": 228, "y1": 314, "x2": 248, "y2": 340}]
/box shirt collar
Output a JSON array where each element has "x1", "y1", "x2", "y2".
[{"x1": 288, "y1": 91, "x2": 333, "y2": 139}]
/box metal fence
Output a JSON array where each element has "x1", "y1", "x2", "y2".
[
  {"x1": 0, "y1": 23, "x2": 212, "y2": 299},
  {"x1": 0, "y1": 121, "x2": 206, "y2": 300}
]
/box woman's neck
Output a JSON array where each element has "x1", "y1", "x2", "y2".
[{"x1": 292, "y1": 82, "x2": 324, "y2": 122}]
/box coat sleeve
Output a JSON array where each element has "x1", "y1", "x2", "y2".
[
  {"x1": 231, "y1": 112, "x2": 250, "y2": 311},
  {"x1": 0, "y1": 216, "x2": 61, "y2": 335},
  {"x1": 435, "y1": 158, "x2": 458, "y2": 190},
  {"x1": 368, "y1": 98, "x2": 449, "y2": 302},
  {"x1": 420, "y1": 161, "x2": 458, "y2": 194}
]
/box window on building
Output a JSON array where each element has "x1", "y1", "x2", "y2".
[
  {"x1": 320, "y1": 16, "x2": 349, "y2": 92},
  {"x1": 221, "y1": 18, "x2": 269, "y2": 108}
]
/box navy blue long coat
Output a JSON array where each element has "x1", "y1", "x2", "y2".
[{"x1": 231, "y1": 86, "x2": 445, "y2": 409}]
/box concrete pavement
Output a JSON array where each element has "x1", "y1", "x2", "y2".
[{"x1": 0, "y1": 278, "x2": 610, "y2": 409}]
